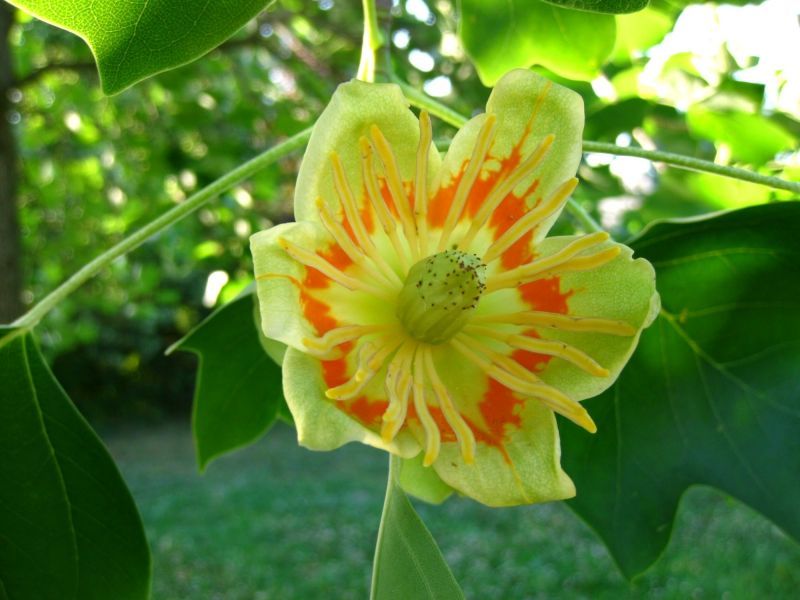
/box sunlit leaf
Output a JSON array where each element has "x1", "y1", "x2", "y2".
[
  {"x1": 542, "y1": 0, "x2": 648, "y2": 14},
  {"x1": 0, "y1": 327, "x2": 150, "y2": 600},
  {"x1": 6, "y1": 0, "x2": 271, "y2": 93},
  {"x1": 562, "y1": 202, "x2": 800, "y2": 577},
  {"x1": 612, "y1": 7, "x2": 672, "y2": 62},
  {"x1": 687, "y1": 107, "x2": 796, "y2": 166},
  {"x1": 170, "y1": 293, "x2": 283, "y2": 470},
  {"x1": 371, "y1": 460, "x2": 464, "y2": 600},
  {"x1": 459, "y1": 0, "x2": 616, "y2": 84}
]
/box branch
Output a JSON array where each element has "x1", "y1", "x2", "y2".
[{"x1": 12, "y1": 128, "x2": 312, "y2": 329}]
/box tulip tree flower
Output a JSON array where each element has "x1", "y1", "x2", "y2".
[{"x1": 251, "y1": 70, "x2": 659, "y2": 506}]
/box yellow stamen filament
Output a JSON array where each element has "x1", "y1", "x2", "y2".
[
  {"x1": 370, "y1": 125, "x2": 420, "y2": 258},
  {"x1": 474, "y1": 311, "x2": 636, "y2": 336},
  {"x1": 437, "y1": 114, "x2": 498, "y2": 252},
  {"x1": 325, "y1": 334, "x2": 404, "y2": 400},
  {"x1": 278, "y1": 238, "x2": 392, "y2": 299},
  {"x1": 485, "y1": 231, "x2": 610, "y2": 293},
  {"x1": 422, "y1": 346, "x2": 476, "y2": 464},
  {"x1": 451, "y1": 335, "x2": 596, "y2": 433},
  {"x1": 302, "y1": 324, "x2": 388, "y2": 358},
  {"x1": 415, "y1": 111, "x2": 433, "y2": 257},
  {"x1": 459, "y1": 134, "x2": 555, "y2": 250},
  {"x1": 548, "y1": 247, "x2": 621, "y2": 274},
  {"x1": 412, "y1": 349, "x2": 441, "y2": 466},
  {"x1": 359, "y1": 137, "x2": 411, "y2": 269},
  {"x1": 483, "y1": 178, "x2": 578, "y2": 263},
  {"x1": 465, "y1": 324, "x2": 609, "y2": 377},
  {"x1": 330, "y1": 153, "x2": 401, "y2": 284},
  {"x1": 317, "y1": 199, "x2": 400, "y2": 288},
  {"x1": 381, "y1": 340, "x2": 416, "y2": 442},
  {"x1": 454, "y1": 332, "x2": 539, "y2": 384}
]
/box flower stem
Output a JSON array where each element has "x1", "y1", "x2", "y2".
[
  {"x1": 357, "y1": 0, "x2": 383, "y2": 83},
  {"x1": 396, "y1": 81, "x2": 800, "y2": 196},
  {"x1": 370, "y1": 454, "x2": 400, "y2": 599},
  {"x1": 12, "y1": 128, "x2": 312, "y2": 330}
]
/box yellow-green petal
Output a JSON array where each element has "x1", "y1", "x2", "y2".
[
  {"x1": 523, "y1": 236, "x2": 659, "y2": 402},
  {"x1": 428, "y1": 69, "x2": 584, "y2": 249},
  {"x1": 283, "y1": 347, "x2": 420, "y2": 457},
  {"x1": 295, "y1": 79, "x2": 441, "y2": 223},
  {"x1": 432, "y1": 400, "x2": 575, "y2": 507}
]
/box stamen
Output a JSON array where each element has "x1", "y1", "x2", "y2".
[
  {"x1": 550, "y1": 247, "x2": 621, "y2": 273},
  {"x1": 423, "y1": 347, "x2": 476, "y2": 464},
  {"x1": 317, "y1": 198, "x2": 401, "y2": 288},
  {"x1": 459, "y1": 134, "x2": 555, "y2": 250},
  {"x1": 483, "y1": 178, "x2": 578, "y2": 263},
  {"x1": 359, "y1": 137, "x2": 411, "y2": 269},
  {"x1": 485, "y1": 232, "x2": 610, "y2": 293},
  {"x1": 370, "y1": 125, "x2": 420, "y2": 258},
  {"x1": 437, "y1": 114, "x2": 498, "y2": 252},
  {"x1": 330, "y1": 152, "x2": 400, "y2": 283},
  {"x1": 278, "y1": 237, "x2": 393, "y2": 299},
  {"x1": 455, "y1": 333, "x2": 539, "y2": 383},
  {"x1": 465, "y1": 324, "x2": 609, "y2": 377},
  {"x1": 411, "y1": 348, "x2": 441, "y2": 466},
  {"x1": 381, "y1": 340, "x2": 416, "y2": 442},
  {"x1": 302, "y1": 324, "x2": 388, "y2": 358},
  {"x1": 325, "y1": 334, "x2": 404, "y2": 400},
  {"x1": 473, "y1": 311, "x2": 636, "y2": 336},
  {"x1": 451, "y1": 335, "x2": 596, "y2": 433},
  {"x1": 415, "y1": 111, "x2": 433, "y2": 257}
]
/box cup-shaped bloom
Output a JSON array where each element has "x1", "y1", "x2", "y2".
[{"x1": 251, "y1": 70, "x2": 659, "y2": 506}]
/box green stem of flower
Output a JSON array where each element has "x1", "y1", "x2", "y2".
[
  {"x1": 11, "y1": 128, "x2": 312, "y2": 330},
  {"x1": 370, "y1": 454, "x2": 400, "y2": 599},
  {"x1": 396, "y1": 81, "x2": 800, "y2": 196},
  {"x1": 357, "y1": 0, "x2": 383, "y2": 83}
]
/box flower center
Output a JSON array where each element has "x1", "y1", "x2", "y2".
[{"x1": 396, "y1": 250, "x2": 487, "y2": 344}]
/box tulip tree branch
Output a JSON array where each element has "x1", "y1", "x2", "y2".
[{"x1": 11, "y1": 128, "x2": 312, "y2": 329}]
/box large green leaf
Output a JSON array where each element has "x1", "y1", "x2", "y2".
[
  {"x1": 542, "y1": 0, "x2": 648, "y2": 14},
  {"x1": 5, "y1": 0, "x2": 271, "y2": 94},
  {"x1": 0, "y1": 327, "x2": 150, "y2": 600},
  {"x1": 459, "y1": 0, "x2": 616, "y2": 84},
  {"x1": 170, "y1": 293, "x2": 283, "y2": 470},
  {"x1": 687, "y1": 107, "x2": 796, "y2": 166},
  {"x1": 562, "y1": 203, "x2": 800, "y2": 577},
  {"x1": 371, "y1": 459, "x2": 464, "y2": 600}
]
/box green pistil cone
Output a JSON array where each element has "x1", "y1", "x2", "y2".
[{"x1": 397, "y1": 250, "x2": 486, "y2": 344}]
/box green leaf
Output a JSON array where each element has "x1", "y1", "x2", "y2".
[
  {"x1": 542, "y1": 0, "x2": 648, "y2": 15},
  {"x1": 562, "y1": 202, "x2": 800, "y2": 578},
  {"x1": 6, "y1": 0, "x2": 271, "y2": 94},
  {"x1": 612, "y1": 7, "x2": 672, "y2": 62},
  {"x1": 459, "y1": 0, "x2": 616, "y2": 84},
  {"x1": 687, "y1": 107, "x2": 797, "y2": 166},
  {"x1": 371, "y1": 459, "x2": 464, "y2": 600},
  {"x1": 0, "y1": 327, "x2": 150, "y2": 600},
  {"x1": 170, "y1": 293, "x2": 283, "y2": 470}
]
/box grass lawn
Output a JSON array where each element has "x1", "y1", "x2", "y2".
[{"x1": 105, "y1": 422, "x2": 800, "y2": 599}]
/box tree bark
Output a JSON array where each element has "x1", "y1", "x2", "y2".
[{"x1": 0, "y1": 4, "x2": 22, "y2": 323}]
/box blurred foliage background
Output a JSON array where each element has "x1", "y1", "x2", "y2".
[{"x1": 2, "y1": 0, "x2": 798, "y2": 424}]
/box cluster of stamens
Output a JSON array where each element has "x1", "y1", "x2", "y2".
[{"x1": 275, "y1": 110, "x2": 635, "y2": 467}]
